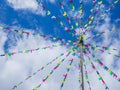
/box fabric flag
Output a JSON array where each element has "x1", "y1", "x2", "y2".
[
  {"x1": 92, "y1": 54, "x2": 120, "y2": 83},
  {"x1": 90, "y1": 44, "x2": 120, "y2": 58},
  {"x1": 11, "y1": 51, "x2": 68, "y2": 90},
  {"x1": 60, "y1": 59, "x2": 74, "y2": 89},
  {"x1": 87, "y1": 57, "x2": 109, "y2": 89},
  {"x1": 32, "y1": 47, "x2": 74, "y2": 89},
  {"x1": 0, "y1": 44, "x2": 66, "y2": 57},
  {"x1": 83, "y1": 58, "x2": 92, "y2": 90}
]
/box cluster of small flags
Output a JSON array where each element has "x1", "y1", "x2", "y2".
[
  {"x1": 0, "y1": 44, "x2": 66, "y2": 57},
  {"x1": 60, "y1": 59, "x2": 74, "y2": 88},
  {"x1": 32, "y1": 49, "x2": 74, "y2": 90},
  {"x1": 92, "y1": 53, "x2": 120, "y2": 81},
  {"x1": 0, "y1": 0, "x2": 119, "y2": 90},
  {"x1": 88, "y1": 57, "x2": 109, "y2": 90}
]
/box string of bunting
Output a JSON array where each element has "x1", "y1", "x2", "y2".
[
  {"x1": 81, "y1": 0, "x2": 119, "y2": 41},
  {"x1": 78, "y1": 55, "x2": 81, "y2": 84},
  {"x1": 0, "y1": 43, "x2": 67, "y2": 57},
  {"x1": 58, "y1": 0, "x2": 84, "y2": 33},
  {"x1": 89, "y1": 43, "x2": 120, "y2": 53},
  {"x1": 83, "y1": 0, "x2": 103, "y2": 29},
  {"x1": 105, "y1": 0, "x2": 119, "y2": 12},
  {"x1": 3, "y1": 0, "x2": 120, "y2": 89},
  {"x1": 11, "y1": 52, "x2": 64, "y2": 90},
  {"x1": 57, "y1": 0, "x2": 72, "y2": 24},
  {"x1": 71, "y1": 51, "x2": 82, "y2": 85},
  {"x1": 68, "y1": 0, "x2": 85, "y2": 37},
  {"x1": 71, "y1": 44, "x2": 92, "y2": 88},
  {"x1": 75, "y1": 0, "x2": 103, "y2": 39},
  {"x1": 87, "y1": 56, "x2": 109, "y2": 90},
  {"x1": 71, "y1": 0, "x2": 100, "y2": 37},
  {"x1": 83, "y1": 58, "x2": 92, "y2": 90},
  {"x1": 84, "y1": 0, "x2": 119, "y2": 35},
  {"x1": 108, "y1": 52, "x2": 120, "y2": 58},
  {"x1": 72, "y1": 46, "x2": 92, "y2": 89},
  {"x1": 69, "y1": 0, "x2": 75, "y2": 12},
  {"x1": 68, "y1": 0, "x2": 90, "y2": 37},
  {"x1": 85, "y1": 24, "x2": 120, "y2": 41},
  {"x1": 11, "y1": 47, "x2": 77, "y2": 90},
  {"x1": 68, "y1": 0, "x2": 84, "y2": 27},
  {"x1": 0, "y1": 25, "x2": 77, "y2": 46},
  {"x1": 86, "y1": 41, "x2": 120, "y2": 83},
  {"x1": 84, "y1": 21, "x2": 120, "y2": 41},
  {"x1": 57, "y1": 0, "x2": 77, "y2": 36},
  {"x1": 85, "y1": 31, "x2": 105, "y2": 40},
  {"x1": 91, "y1": 54, "x2": 120, "y2": 83},
  {"x1": 72, "y1": 44, "x2": 111, "y2": 90},
  {"x1": 110, "y1": 25, "x2": 120, "y2": 31},
  {"x1": 51, "y1": 15, "x2": 75, "y2": 36},
  {"x1": 36, "y1": 0, "x2": 75, "y2": 35},
  {"x1": 81, "y1": 43, "x2": 120, "y2": 59},
  {"x1": 77, "y1": 0, "x2": 84, "y2": 27},
  {"x1": 58, "y1": 0, "x2": 85, "y2": 36},
  {"x1": 60, "y1": 58, "x2": 74, "y2": 89},
  {"x1": 90, "y1": 44, "x2": 120, "y2": 58},
  {"x1": 32, "y1": 47, "x2": 75, "y2": 90}
]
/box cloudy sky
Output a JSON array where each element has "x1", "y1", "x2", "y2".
[{"x1": 0, "y1": 0, "x2": 120, "y2": 90}]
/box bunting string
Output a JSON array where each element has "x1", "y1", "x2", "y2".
[
  {"x1": 77, "y1": 0, "x2": 84, "y2": 27},
  {"x1": 0, "y1": 43, "x2": 67, "y2": 57},
  {"x1": 91, "y1": 54, "x2": 120, "y2": 83},
  {"x1": 88, "y1": 43, "x2": 120, "y2": 82},
  {"x1": 68, "y1": 0, "x2": 85, "y2": 36},
  {"x1": 87, "y1": 56, "x2": 109, "y2": 90},
  {"x1": 85, "y1": 31, "x2": 105, "y2": 40},
  {"x1": 81, "y1": 0, "x2": 119, "y2": 41},
  {"x1": 84, "y1": 25, "x2": 120, "y2": 41},
  {"x1": 11, "y1": 52, "x2": 64, "y2": 90},
  {"x1": 51, "y1": 15, "x2": 75, "y2": 36},
  {"x1": 90, "y1": 44, "x2": 120, "y2": 58},
  {"x1": 60, "y1": 58, "x2": 74, "y2": 89},
  {"x1": 78, "y1": 56, "x2": 81, "y2": 84},
  {"x1": 68, "y1": 0, "x2": 84, "y2": 28},
  {"x1": 71, "y1": 44, "x2": 92, "y2": 89},
  {"x1": 83, "y1": 58, "x2": 92, "y2": 90},
  {"x1": 11, "y1": 47, "x2": 76, "y2": 90},
  {"x1": 83, "y1": 0, "x2": 103, "y2": 29},
  {"x1": 82, "y1": 43, "x2": 120, "y2": 59},
  {"x1": 57, "y1": 0, "x2": 72, "y2": 24},
  {"x1": 72, "y1": 45, "x2": 108, "y2": 90},
  {"x1": 0, "y1": 25, "x2": 77, "y2": 46},
  {"x1": 36, "y1": 0, "x2": 75, "y2": 35},
  {"x1": 105, "y1": 0, "x2": 119, "y2": 12},
  {"x1": 77, "y1": 0, "x2": 102, "y2": 38},
  {"x1": 0, "y1": 0, "x2": 119, "y2": 90},
  {"x1": 32, "y1": 47, "x2": 74, "y2": 90},
  {"x1": 75, "y1": 0, "x2": 100, "y2": 37},
  {"x1": 84, "y1": 0, "x2": 119, "y2": 35},
  {"x1": 90, "y1": 43, "x2": 120, "y2": 52},
  {"x1": 71, "y1": 51, "x2": 82, "y2": 86}
]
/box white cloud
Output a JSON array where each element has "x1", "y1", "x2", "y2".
[
  {"x1": 115, "y1": 18, "x2": 120, "y2": 23},
  {"x1": 7, "y1": 0, "x2": 38, "y2": 10},
  {"x1": 0, "y1": 30, "x2": 7, "y2": 54},
  {"x1": 1, "y1": 1, "x2": 120, "y2": 89},
  {"x1": 0, "y1": 27, "x2": 78, "y2": 90},
  {"x1": 7, "y1": 0, "x2": 46, "y2": 16},
  {"x1": 49, "y1": 0, "x2": 55, "y2": 3},
  {"x1": 7, "y1": 0, "x2": 56, "y2": 16},
  {"x1": 0, "y1": 24, "x2": 120, "y2": 90}
]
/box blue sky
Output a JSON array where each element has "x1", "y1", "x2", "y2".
[
  {"x1": 0, "y1": 0, "x2": 119, "y2": 39},
  {"x1": 0, "y1": 0, "x2": 120, "y2": 90}
]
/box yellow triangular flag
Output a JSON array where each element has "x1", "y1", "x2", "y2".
[{"x1": 63, "y1": 11, "x2": 67, "y2": 16}]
